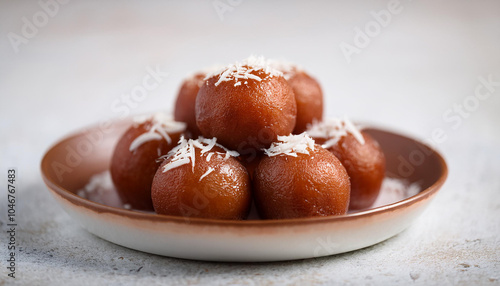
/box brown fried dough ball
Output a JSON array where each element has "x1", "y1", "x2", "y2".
[
  {"x1": 110, "y1": 113, "x2": 186, "y2": 210},
  {"x1": 307, "y1": 119, "x2": 386, "y2": 210},
  {"x1": 253, "y1": 134, "x2": 350, "y2": 219},
  {"x1": 151, "y1": 137, "x2": 251, "y2": 220},
  {"x1": 174, "y1": 73, "x2": 205, "y2": 138},
  {"x1": 196, "y1": 57, "x2": 297, "y2": 151},
  {"x1": 270, "y1": 62, "x2": 323, "y2": 134},
  {"x1": 288, "y1": 70, "x2": 323, "y2": 133}
]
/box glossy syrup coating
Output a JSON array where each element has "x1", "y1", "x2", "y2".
[
  {"x1": 287, "y1": 70, "x2": 324, "y2": 133},
  {"x1": 196, "y1": 68, "x2": 297, "y2": 151},
  {"x1": 174, "y1": 73, "x2": 205, "y2": 138},
  {"x1": 152, "y1": 146, "x2": 251, "y2": 220},
  {"x1": 318, "y1": 132, "x2": 386, "y2": 210},
  {"x1": 110, "y1": 121, "x2": 182, "y2": 210},
  {"x1": 253, "y1": 145, "x2": 350, "y2": 219}
]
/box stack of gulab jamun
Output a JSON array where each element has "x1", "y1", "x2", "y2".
[{"x1": 109, "y1": 55, "x2": 386, "y2": 220}]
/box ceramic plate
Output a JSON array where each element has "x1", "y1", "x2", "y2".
[{"x1": 41, "y1": 117, "x2": 447, "y2": 262}]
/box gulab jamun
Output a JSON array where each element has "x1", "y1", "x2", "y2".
[
  {"x1": 174, "y1": 73, "x2": 205, "y2": 138},
  {"x1": 151, "y1": 137, "x2": 251, "y2": 220},
  {"x1": 110, "y1": 113, "x2": 186, "y2": 210},
  {"x1": 270, "y1": 61, "x2": 323, "y2": 134},
  {"x1": 253, "y1": 133, "x2": 351, "y2": 219},
  {"x1": 196, "y1": 56, "x2": 297, "y2": 151},
  {"x1": 307, "y1": 118, "x2": 386, "y2": 210}
]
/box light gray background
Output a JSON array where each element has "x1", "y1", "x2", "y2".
[{"x1": 1, "y1": 0, "x2": 499, "y2": 285}]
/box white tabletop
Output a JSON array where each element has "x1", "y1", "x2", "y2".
[{"x1": 1, "y1": 1, "x2": 499, "y2": 285}]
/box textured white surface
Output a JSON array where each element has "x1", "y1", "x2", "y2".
[{"x1": 1, "y1": 0, "x2": 499, "y2": 285}]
